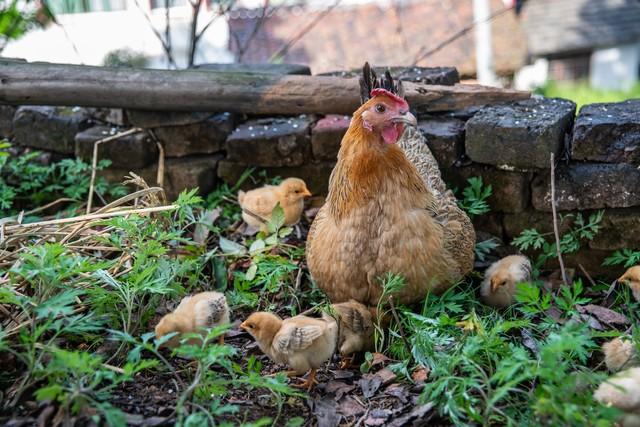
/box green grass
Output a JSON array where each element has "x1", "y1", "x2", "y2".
[
  {"x1": 535, "y1": 80, "x2": 640, "y2": 111},
  {"x1": 1, "y1": 158, "x2": 638, "y2": 426}
]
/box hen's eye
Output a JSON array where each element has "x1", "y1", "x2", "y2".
[{"x1": 375, "y1": 104, "x2": 386, "y2": 113}]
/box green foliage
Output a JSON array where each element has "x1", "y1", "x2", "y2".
[
  {"x1": 603, "y1": 248, "x2": 640, "y2": 268},
  {"x1": 0, "y1": 0, "x2": 54, "y2": 49},
  {"x1": 457, "y1": 177, "x2": 492, "y2": 218},
  {"x1": 102, "y1": 48, "x2": 149, "y2": 68},
  {"x1": 536, "y1": 80, "x2": 640, "y2": 111},
  {"x1": 0, "y1": 144, "x2": 126, "y2": 216},
  {"x1": 513, "y1": 211, "x2": 604, "y2": 272}
]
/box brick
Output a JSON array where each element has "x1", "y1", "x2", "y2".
[
  {"x1": 465, "y1": 98, "x2": 576, "y2": 169},
  {"x1": 226, "y1": 117, "x2": 312, "y2": 167},
  {"x1": 589, "y1": 208, "x2": 640, "y2": 250},
  {"x1": 12, "y1": 106, "x2": 90, "y2": 154},
  {"x1": 75, "y1": 126, "x2": 158, "y2": 169},
  {"x1": 418, "y1": 118, "x2": 465, "y2": 168},
  {"x1": 217, "y1": 160, "x2": 334, "y2": 196},
  {"x1": 503, "y1": 210, "x2": 556, "y2": 241},
  {"x1": 571, "y1": 100, "x2": 640, "y2": 163},
  {"x1": 86, "y1": 108, "x2": 128, "y2": 126},
  {"x1": 101, "y1": 154, "x2": 222, "y2": 201},
  {"x1": 126, "y1": 110, "x2": 214, "y2": 128},
  {"x1": 0, "y1": 105, "x2": 16, "y2": 139},
  {"x1": 311, "y1": 114, "x2": 349, "y2": 161},
  {"x1": 152, "y1": 113, "x2": 234, "y2": 157},
  {"x1": 531, "y1": 163, "x2": 640, "y2": 211},
  {"x1": 443, "y1": 164, "x2": 532, "y2": 213}
]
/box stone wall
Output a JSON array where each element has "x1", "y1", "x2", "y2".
[{"x1": 2, "y1": 66, "x2": 639, "y2": 279}]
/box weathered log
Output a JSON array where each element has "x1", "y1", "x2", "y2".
[{"x1": 0, "y1": 61, "x2": 530, "y2": 114}]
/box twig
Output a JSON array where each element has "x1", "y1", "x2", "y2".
[
  {"x1": 236, "y1": 0, "x2": 271, "y2": 62},
  {"x1": 242, "y1": 207, "x2": 269, "y2": 225},
  {"x1": 550, "y1": 153, "x2": 568, "y2": 287},
  {"x1": 133, "y1": 0, "x2": 177, "y2": 68},
  {"x1": 187, "y1": 0, "x2": 204, "y2": 67},
  {"x1": 269, "y1": 1, "x2": 341, "y2": 62},
  {"x1": 5, "y1": 205, "x2": 178, "y2": 232},
  {"x1": 411, "y1": 5, "x2": 513, "y2": 65},
  {"x1": 86, "y1": 128, "x2": 143, "y2": 214},
  {"x1": 578, "y1": 263, "x2": 596, "y2": 288}
]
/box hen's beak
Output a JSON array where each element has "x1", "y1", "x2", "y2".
[{"x1": 392, "y1": 111, "x2": 417, "y2": 127}]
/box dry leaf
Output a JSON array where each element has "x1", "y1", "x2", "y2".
[
  {"x1": 411, "y1": 366, "x2": 430, "y2": 384},
  {"x1": 577, "y1": 304, "x2": 630, "y2": 326}
]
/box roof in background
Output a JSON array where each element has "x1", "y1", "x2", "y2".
[
  {"x1": 228, "y1": 0, "x2": 526, "y2": 76},
  {"x1": 521, "y1": 0, "x2": 640, "y2": 57}
]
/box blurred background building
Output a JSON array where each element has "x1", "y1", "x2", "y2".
[{"x1": 4, "y1": 0, "x2": 640, "y2": 95}]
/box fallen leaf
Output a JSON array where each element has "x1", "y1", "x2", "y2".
[
  {"x1": 219, "y1": 236, "x2": 246, "y2": 255},
  {"x1": 365, "y1": 408, "x2": 392, "y2": 426},
  {"x1": 359, "y1": 374, "x2": 383, "y2": 399},
  {"x1": 370, "y1": 352, "x2": 390, "y2": 367},
  {"x1": 577, "y1": 304, "x2": 630, "y2": 326},
  {"x1": 324, "y1": 380, "x2": 355, "y2": 401},
  {"x1": 521, "y1": 328, "x2": 539, "y2": 355},
  {"x1": 193, "y1": 208, "x2": 220, "y2": 245},
  {"x1": 387, "y1": 402, "x2": 435, "y2": 427},
  {"x1": 331, "y1": 370, "x2": 355, "y2": 380},
  {"x1": 310, "y1": 397, "x2": 342, "y2": 427},
  {"x1": 338, "y1": 395, "x2": 366, "y2": 417},
  {"x1": 376, "y1": 368, "x2": 397, "y2": 385},
  {"x1": 571, "y1": 313, "x2": 603, "y2": 330},
  {"x1": 411, "y1": 366, "x2": 430, "y2": 384},
  {"x1": 385, "y1": 384, "x2": 409, "y2": 403}
]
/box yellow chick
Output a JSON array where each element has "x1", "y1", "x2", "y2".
[
  {"x1": 618, "y1": 266, "x2": 640, "y2": 302},
  {"x1": 480, "y1": 255, "x2": 532, "y2": 308},
  {"x1": 240, "y1": 311, "x2": 338, "y2": 390},
  {"x1": 155, "y1": 291, "x2": 229, "y2": 348},
  {"x1": 238, "y1": 178, "x2": 311, "y2": 231},
  {"x1": 603, "y1": 337, "x2": 638, "y2": 372},
  {"x1": 594, "y1": 367, "x2": 640, "y2": 423},
  {"x1": 329, "y1": 300, "x2": 376, "y2": 368}
]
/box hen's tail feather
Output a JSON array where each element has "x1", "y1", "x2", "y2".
[{"x1": 398, "y1": 126, "x2": 476, "y2": 276}]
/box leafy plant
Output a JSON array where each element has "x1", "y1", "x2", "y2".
[
  {"x1": 603, "y1": 248, "x2": 640, "y2": 268},
  {"x1": 513, "y1": 211, "x2": 604, "y2": 272},
  {"x1": 0, "y1": 143, "x2": 126, "y2": 216},
  {"x1": 457, "y1": 177, "x2": 492, "y2": 218}
]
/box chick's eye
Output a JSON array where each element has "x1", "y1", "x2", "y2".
[{"x1": 375, "y1": 104, "x2": 386, "y2": 113}]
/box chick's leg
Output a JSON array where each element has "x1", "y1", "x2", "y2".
[
  {"x1": 339, "y1": 354, "x2": 356, "y2": 370},
  {"x1": 266, "y1": 370, "x2": 299, "y2": 378},
  {"x1": 291, "y1": 368, "x2": 318, "y2": 392}
]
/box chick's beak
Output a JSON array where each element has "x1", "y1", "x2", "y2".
[
  {"x1": 302, "y1": 189, "x2": 312, "y2": 197},
  {"x1": 490, "y1": 279, "x2": 500, "y2": 293},
  {"x1": 239, "y1": 321, "x2": 248, "y2": 331},
  {"x1": 391, "y1": 111, "x2": 417, "y2": 127}
]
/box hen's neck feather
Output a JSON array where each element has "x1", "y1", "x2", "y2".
[{"x1": 327, "y1": 114, "x2": 433, "y2": 220}]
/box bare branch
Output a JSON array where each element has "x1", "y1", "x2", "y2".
[
  {"x1": 550, "y1": 152, "x2": 569, "y2": 287},
  {"x1": 133, "y1": 0, "x2": 177, "y2": 68},
  {"x1": 187, "y1": 0, "x2": 204, "y2": 67},
  {"x1": 236, "y1": 0, "x2": 271, "y2": 63},
  {"x1": 194, "y1": 1, "x2": 235, "y2": 47},
  {"x1": 269, "y1": 1, "x2": 341, "y2": 63},
  {"x1": 411, "y1": 5, "x2": 512, "y2": 66}
]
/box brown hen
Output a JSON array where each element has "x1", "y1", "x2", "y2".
[{"x1": 306, "y1": 64, "x2": 475, "y2": 306}]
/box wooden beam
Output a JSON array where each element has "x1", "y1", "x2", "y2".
[{"x1": 0, "y1": 61, "x2": 530, "y2": 114}]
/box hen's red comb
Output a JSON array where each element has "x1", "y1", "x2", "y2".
[{"x1": 370, "y1": 88, "x2": 409, "y2": 108}]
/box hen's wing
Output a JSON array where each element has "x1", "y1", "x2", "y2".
[
  {"x1": 273, "y1": 318, "x2": 325, "y2": 355},
  {"x1": 334, "y1": 302, "x2": 371, "y2": 334},
  {"x1": 398, "y1": 126, "x2": 475, "y2": 276}
]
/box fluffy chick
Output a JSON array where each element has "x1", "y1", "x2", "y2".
[
  {"x1": 603, "y1": 337, "x2": 638, "y2": 372},
  {"x1": 480, "y1": 255, "x2": 532, "y2": 308},
  {"x1": 240, "y1": 312, "x2": 337, "y2": 390},
  {"x1": 594, "y1": 367, "x2": 640, "y2": 422},
  {"x1": 155, "y1": 291, "x2": 229, "y2": 348},
  {"x1": 238, "y1": 178, "x2": 311, "y2": 231},
  {"x1": 329, "y1": 300, "x2": 375, "y2": 368},
  {"x1": 618, "y1": 266, "x2": 640, "y2": 302}
]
